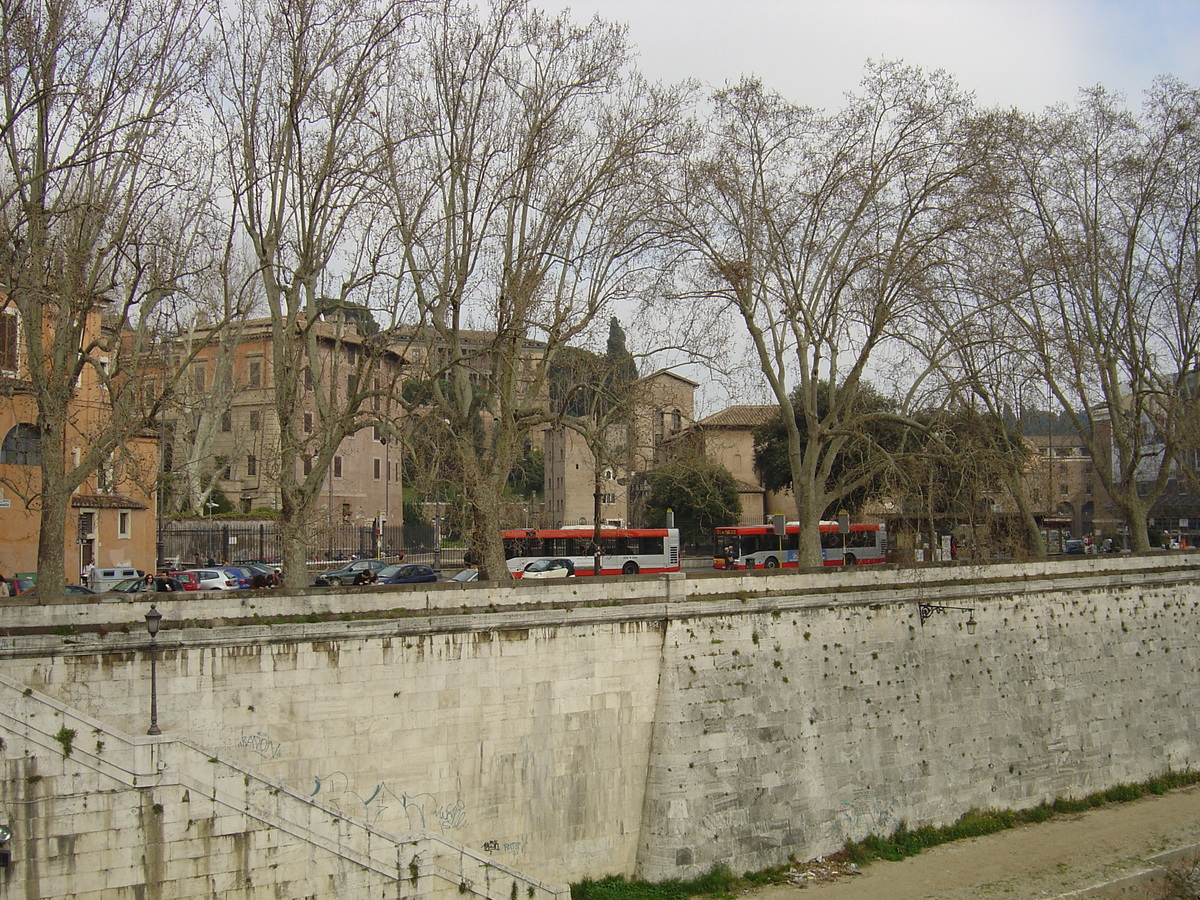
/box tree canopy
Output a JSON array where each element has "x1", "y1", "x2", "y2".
[{"x1": 642, "y1": 454, "x2": 741, "y2": 545}]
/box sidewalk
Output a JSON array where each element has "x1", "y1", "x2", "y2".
[{"x1": 744, "y1": 784, "x2": 1200, "y2": 899}]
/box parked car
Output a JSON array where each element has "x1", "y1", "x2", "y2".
[
  {"x1": 520, "y1": 558, "x2": 575, "y2": 579},
  {"x1": 314, "y1": 558, "x2": 390, "y2": 587},
  {"x1": 1064, "y1": 539, "x2": 1086, "y2": 555},
  {"x1": 216, "y1": 566, "x2": 251, "y2": 589},
  {"x1": 377, "y1": 564, "x2": 437, "y2": 585},
  {"x1": 222, "y1": 565, "x2": 260, "y2": 588},
  {"x1": 88, "y1": 567, "x2": 145, "y2": 593},
  {"x1": 243, "y1": 562, "x2": 281, "y2": 584},
  {"x1": 443, "y1": 568, "x2": 478, "y2": 583},
  {"x1": 168, "y1": 571, "x2": 202, "y2": 591},
  {"x1": 65, "y1": 584, "x2": 96, "y2": 595},
  {"x1": 102, "y1": 577, "x2": 157, "y2": 594},
  {"x1": 182, "y1": 568, "x2": 239, "y2": 590}
]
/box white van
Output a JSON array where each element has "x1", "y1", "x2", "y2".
[{"x1": 90, "y1": 567, "x2": 144, "y2": 592}]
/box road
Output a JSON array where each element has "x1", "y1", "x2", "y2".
[{"x1": 743, "y1": 784, "x2": 1200, "y2": 899}]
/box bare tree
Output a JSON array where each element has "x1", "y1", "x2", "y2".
[
  {"x1": 983, "y1": 81, "x2": 1200, "y2": 551},
  {"x1": 547, "y1": 318, "x2": 644, "y2": 565},
  {"x1": 211, "y1": 0, "x2": 417, "y2": 587},
  {"x1": 664, "y1": 63, "x2": 979, "y2": 566},
  {"x1": 0, "y1": 0, "x2": 217, "y2": 593},
  {"x1": 377, "y1": 0, "x2": 689, "y2": 579},
  {"x1": 164, "y1": 237, "x2": 262, "y2": 515}
]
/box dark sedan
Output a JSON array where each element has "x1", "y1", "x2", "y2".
[
  {"x1": 314, "y1": 558, "x2": 390, "y2": 587},
  {"x1": 377, "y1": 564, "x2": 437, "y2": 585}
]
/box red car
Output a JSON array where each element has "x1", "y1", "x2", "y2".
[{"x1": 168, "y1": 571, "x2": 202, "y2": 591}]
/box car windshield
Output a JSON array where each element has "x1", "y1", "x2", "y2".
[
  {"x1": 525, "y1": 560, "x2": 557, "y2": 572},
  {"x1": 377, "y1": 565, "x2": 405, "y2": 579},
  {"x1": 449, "y1": 568, "x2": 477, "y2": 582}
]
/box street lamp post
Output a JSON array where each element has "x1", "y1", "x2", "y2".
[
  {"x1": 145, "y1": 604, "x2": 163, "y2": 735},
  {"x1": 380, "y1": 437, "x2": 389, "y2": 558}
]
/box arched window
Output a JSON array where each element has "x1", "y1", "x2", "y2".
[{"x1": 1, "y1": 423, "x2": 42, "y2": 465}]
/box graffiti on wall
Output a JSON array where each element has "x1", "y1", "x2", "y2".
[
  {"x1": 827, "y1": 796, "x2": 900, "y2": 845},
  {"x1": 481, "y1": 839, "x2": 525, "y2": 859},
  {"x1": 237, "y1": 731, "x2": 283, "y2": 759},
  {"x1": 310, "y1": 770, "x2": 470, "y2": 832}
]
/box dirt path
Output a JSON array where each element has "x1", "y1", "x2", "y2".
[{"x1": 743, "y1": 784, "x2": 1200, "y2": 899}]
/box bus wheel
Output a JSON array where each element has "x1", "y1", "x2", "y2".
[
  {"x1": 622, "y1": 561, "x2": 639, "y2": 575},
  {"x1": 844, "y1": 554, "x2": 857, "y2": 565},
  {"x1": 764, "y1": 557, "x2": 779, "y2": 569}
]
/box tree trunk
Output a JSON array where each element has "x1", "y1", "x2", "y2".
[{"x1": 35, "y1": 402, "x2": 69, "y2": 596}]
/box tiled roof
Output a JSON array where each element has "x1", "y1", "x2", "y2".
[
  {"x1": 697, "y1": 405, "x2": 778, "y2": 429},
  {"x1": 71, "y1": 494, "x2": 149, "y2": 510}
]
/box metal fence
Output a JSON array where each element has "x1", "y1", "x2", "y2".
[{"x1": 158, "y1": 520, "x2": 456, "y2": 571}]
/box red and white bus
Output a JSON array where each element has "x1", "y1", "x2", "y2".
[
  {"x1": 713, "y1": 521, "x2": 887, "y2": 569},
  {"x1": 503, "y1": 526, "x2": 681, "y2": 577}
]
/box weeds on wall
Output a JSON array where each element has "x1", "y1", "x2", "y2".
[
  {"x1": 569, "y1": 772, "x2": 1200, "y2": 900},
  {"x1": 571, "y1": 866, "x2": 740, "y2": 900},
  {"x1": 843, "y1": 770, "x2": 1200, "y2": 866}
]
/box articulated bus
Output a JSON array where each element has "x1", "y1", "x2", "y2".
[
  {"x1": 503, "y1": 526, "x2": 681, "y2": 577},
  {"x1": 714, "y1": 521, "x2": 887, "y2": 569}
]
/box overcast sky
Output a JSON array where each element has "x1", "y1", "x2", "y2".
[{"x1": 541, "y1": 0, "x2": 1200, "y2": 113}]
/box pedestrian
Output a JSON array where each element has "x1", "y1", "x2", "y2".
[
  {"x1": 0, "y1": 572, "x2": 9, "y2": 597},
  {"x1": 81, "y1": 561, "x2": 95, "y2": 588},
  {"x1": 723, "y1": 545, "x2": 734, "y2": 570}
]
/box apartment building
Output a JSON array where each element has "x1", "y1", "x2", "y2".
[
  {"x1": 542, "y1": 370, "x2": 697, "y2": 528},
  {"x1": 0, "y1": 301, "x2": 157, "y2": 579}
]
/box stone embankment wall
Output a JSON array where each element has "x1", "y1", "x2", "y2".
[{"x1": 1, "y1": 554, "x2": 1198, "y2": 890}]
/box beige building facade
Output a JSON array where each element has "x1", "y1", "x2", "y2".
[{"x1": 543, "y1": 370, "x2": 698, "y2": 528}]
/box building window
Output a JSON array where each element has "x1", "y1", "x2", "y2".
[
  {"x1": 1059, "y1": 483, "x2": 1069, "y2": 496},
  {"x1": 248, "y1": 359, "x2": 262, "y2": 387},
  {"x1": 333, "y1": 456, "x2": 342, "y2": 477},
  {"x1": 192, "y1": 365, "x2": 206, "y2": 393},
  {"x1": 249, "y1": 410, "x2": 261, "y2": 431},
  {"x1": 601, "y1": 493, "x2": 616, "y2": 504},
  {"x1": 247, "y1": 454, "x2": 257, "y2": 477},
  {"x1": 373, "y1": 458, "x2": 381, "y2": 479},
  {"x1": 118, "y1": 510, "x2": 131, "y2": 539},
  {"x1": 304, "y1": 368, "x2": 313, "y2": 391},
  {"x1": 1, "y1": 424, "x2": 42, "y2": 465},
  {"x1": 221, "y1": 411, "x2": 232, "y2": 432},
  {"x1": 303, "y1": 457, "x2": 312, "y2": 476},
  {"x1": 341, "y1": 501, "x2": 351, "y2": 521},
  {"x1": 303, "y1": 412, "x2": 313, "y2": 433},
  {"x1": 0, "y1": 309, "x2": 17, "y2": 373},
  {"x1": 96, "y1": 455, "x2": 115, "y2": 492}
]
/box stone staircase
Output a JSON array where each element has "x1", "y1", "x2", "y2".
[{"x1": 0, "y1": 672, "x2": 569, "y2": 900}]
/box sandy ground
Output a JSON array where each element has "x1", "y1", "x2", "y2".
[{"x1": 742, "y1": 784, "x2": 1200, "y2": 899}]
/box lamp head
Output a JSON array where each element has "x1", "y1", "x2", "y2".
[{"x1": 145, "y1": 604, "x2": 162, "y2": 637}]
